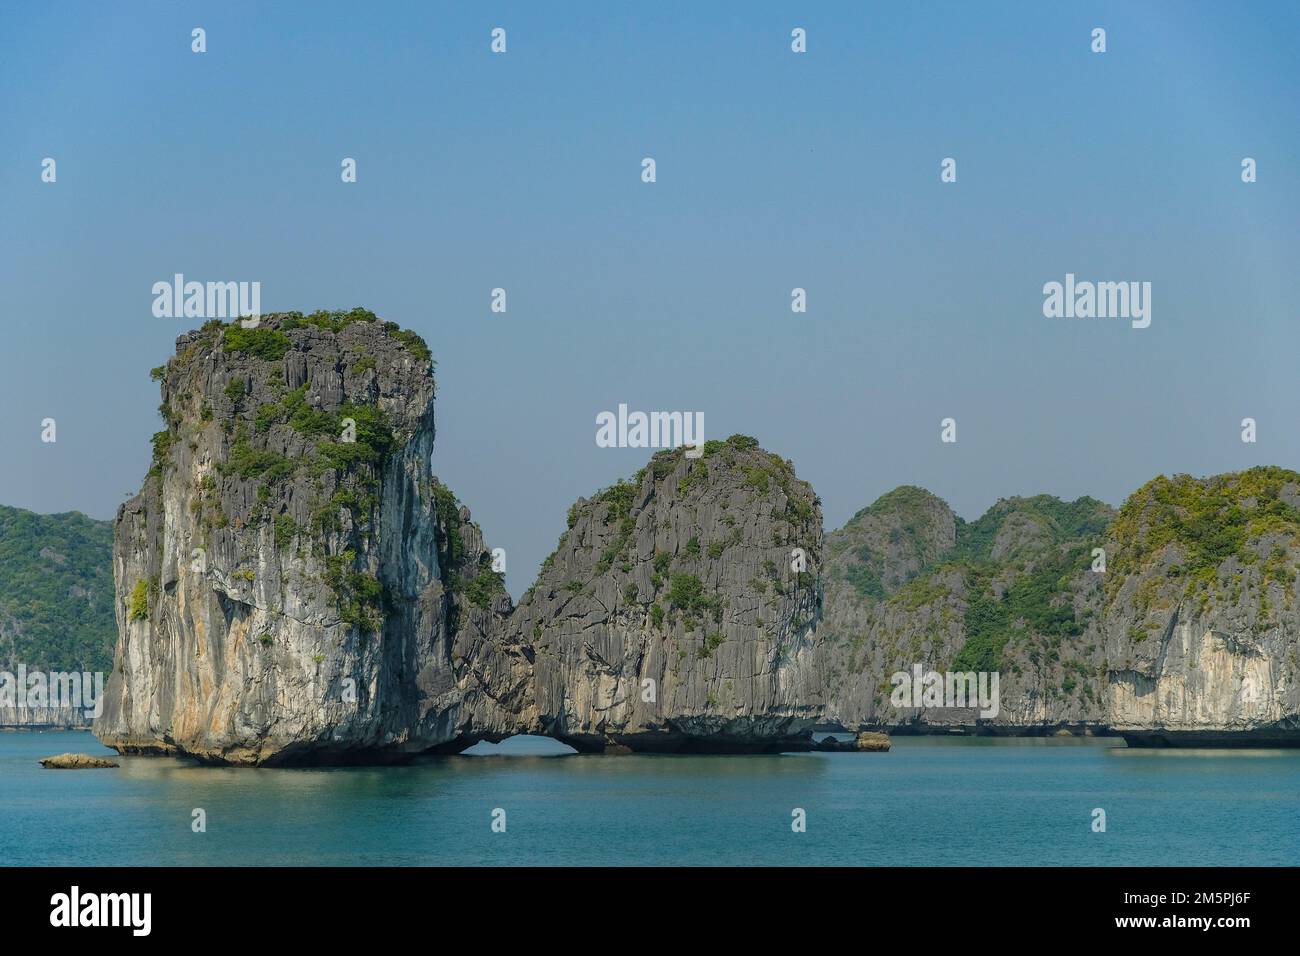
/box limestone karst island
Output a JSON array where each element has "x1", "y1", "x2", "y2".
[{"x1": 4, "y1": 312, "x2": 1297, "y2": 763}]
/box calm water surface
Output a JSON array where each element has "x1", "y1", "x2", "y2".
[{"x1": 2, "y1": 731, "x2": 1297, "y2": 866}]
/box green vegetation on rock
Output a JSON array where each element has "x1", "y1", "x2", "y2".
[
  {"x1": 323, "y1": 549, "x2": 386, "y2": 633},
  {"x1": 1109, "y1": 467, "x2": 1300, "y2": 589},
  {"x1": 279, "y1": 308, "x2": 378, "y2": 333},
  {"x1": 461, "y1": 563, "x2": 506, "y2": 610},
  {"x1": 950, "y1": 546, "x2": 1089, "y2": 673},
  {"x1": 383, "y1": 322, "x2": 432, "y2": 363},
  {"x1": 127, "y1": 579, "x2": 149, "y2": 622},
  {"x1": 274, "y1": 514, "x2": 298, "y2": 548},
  {"x1": 431, "y1": 483, "x2": 466, "y2": 569},
  {"x1": 668, "y1": 572, "x2": 721, "y2": 625},
  {"x1": 952, "y1": 494, "x2": 1112, "y2": 565},
  {"x1": 223, "y1": 426, "x2": 295, "y2": 482},
  {"x1": 222, "y1": 325, "x2": 291, "y2": 361}
]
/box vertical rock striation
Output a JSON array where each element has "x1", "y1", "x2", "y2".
[
  {"x1": 95, "y1": 314, "x2": 1300, "y2": 758},
  {"x1": 97, "y1": 312, "x2": 526, "y2": 763},
  {"x1": 1102, "y1": 469, "x2": 1300, "y2": 745},
  {"x1": 96, "y1": 317, "x2": 822, "y2": 763},
  {"x1": 510, "y1": 438, "x2": 827, "y2": 752}
]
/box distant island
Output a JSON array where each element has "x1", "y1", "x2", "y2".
[
  {"x1": 0, "y1": 507, "x2": 114, "y2": 728},
  {"x1": 4, "y1": 311, "x2": 1296, "y2": 759}
]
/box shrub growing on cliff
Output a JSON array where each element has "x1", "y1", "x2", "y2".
[
  {"x1": 317, "y1": 403, "x2": 395, "y2": 473},
  {"x1": 282, "y1": 385, "x2": 337, "y2": 437},
  {"x1": 597, "y1": 480, "x2": 637, "y2": 523},
  {"x1": 648, "y1": 452, "x2": 677, "y2": 481},
  {"x1": 226, "y1": 434, "x2": 294, "y2": 482},
  {"x1": 383, "y1": 322, "x2": 432, "y2": 363},
  {"x1": 256, "y1": 385, "x2": 347, "y2": 440},
  {"x1": 888, "y1": 575, "x2": 949, "y2": 610},
  {"x1": 696, "y1": 633, "x2": 725, "y2": 659},
  {"x1": 742, "y1": 467, "x2": 770, "y2": 496},
  {"x1": 324, "y1": 549, "x2": 386, "y2": 633},
  {"x1": 149, "y1": 430, "x2": 175, "y2": 475},
  {"x1": 222, "y1": 325, "x2": 291, "y2": 361},
  {"x1": 127, "y1": 580, "x2": 149, "y2": 622},
  {"x1": 431, "y1": 483, "x2": 465, "y2": 569},
  {"x1": 254, "y1": 402, "x2": 278, "y2": 433},
  {"x1": 596, "y1": 515, "x2": 636, "y2": 576},
  {"x1": 678, "y1": 462, "x2": 708, "y2": 495},
  {"x1": 668, "y1": 572, "x2": 721, "y2": 624},
  {"x1": 274, "y1": 514, "x2": 298, "y2": 548},
  {"x1": 463, "y1": 564, "x2": 506, "y2": 610},
  {"x1": 280, "y1": 308, "x2": 378, "y2": 333}
]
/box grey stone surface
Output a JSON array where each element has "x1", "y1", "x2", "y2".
[
  {"x1": 95, "y1": 317, "x2": 1300, "y2": 759},
  {"x1": 96, "y1": 314, "x2": 528, "y2": 764}
]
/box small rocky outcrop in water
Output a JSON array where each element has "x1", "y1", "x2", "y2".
[
  {"x1": 40, "y1": 753, "x2": 119, "y2": 769},
  {"x1": 815, "y1": 731, "x2": 890, "y2": 752},
  {"x1": 509, "y1": 437, "x2": 827, "y2": 752}
]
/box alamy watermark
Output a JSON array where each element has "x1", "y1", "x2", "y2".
[
  {"x1": 889, "y1": 664, "x2": 1000, "y2": 719},
  {"x1": 0, "y1": 665, "x2": 104, "y2": 719},
  {"x1": 596, "y1": 404, "x2": 704, "y2": 457},
  {"x1": 50, "y1": 886, "x2": 151, "y2": 936},
  {"x1": 152, "y1": 274, "x2": 261, "y2": 325},
  {"x1": 1042, "y1": 273, "x2": 1150, "y2": 329}
]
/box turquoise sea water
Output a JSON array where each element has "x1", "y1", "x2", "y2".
[{"x1": 2, "y1": 731, "x2": 1297, "y2": 866}]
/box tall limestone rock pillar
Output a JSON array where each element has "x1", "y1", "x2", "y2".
[{"x1": 97, "y1": 312, "x2": 529, "y2": 764}]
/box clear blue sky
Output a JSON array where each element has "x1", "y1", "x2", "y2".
[{"x1": 2, "y1": 1, "x2": 1298, "y2": 596}]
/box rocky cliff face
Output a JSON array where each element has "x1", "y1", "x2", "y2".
[
  {"x1": 97, "y1": 312, "x2": 527, "y2": 764},
  {"x1": 820, "y1": 491, "x2": 1114, "y2": 732},
  {"x1": 93, "y1": 314, "x2": 1300, "y2": 758},
  {"x1": 1102, "y1": 469, "x2": 1300, "y2": 744},
  {"x1": 820, "y1": 471, "x2": 1300, "y2": 744},
  {"x1": 96, "y1": 317, "x2": 822, "y2": 763},
  {"x1": 510, "y1": 438, "x2": 826, "y2": 752}
]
